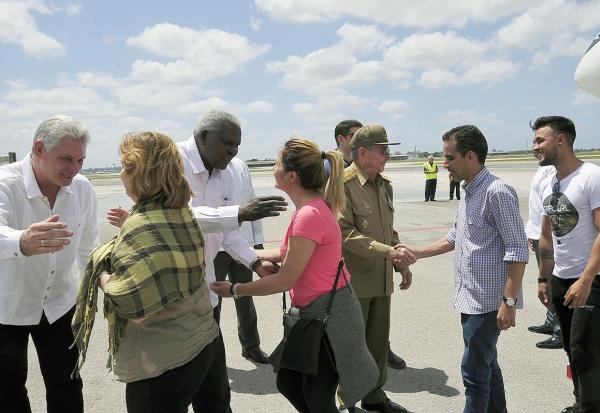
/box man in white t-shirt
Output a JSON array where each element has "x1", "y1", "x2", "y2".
[
  {"x1": 533, "y1": 116, "x2": 600, "y2": 413},
  {"x1": 525, "y1": 164, "x2": 563, "y2": 349}
]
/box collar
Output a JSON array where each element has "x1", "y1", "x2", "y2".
[
  {"x1": 23, "y1": 155, "x2": 42, "y2": 199},
  {"x1": 463, "y1": 167, "x2": 489, "y2": 194},
  {"x1": 183, "y1": 136, "x2": 209, "y2": 175},
  {"x1": 351, "y1": 162, "x2": 389, "y2": 186}
]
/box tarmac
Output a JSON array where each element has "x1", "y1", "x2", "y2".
[{"x1": 25, "y1": 158, "x2": 600, "y2": 412}]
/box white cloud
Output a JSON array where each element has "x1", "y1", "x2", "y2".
[
  {"x1": 496, "y1": 0, "x2": 600, "y2": 67},
  {"x1": 443, "y1": 108, "x2": 502, "y2": 127},
  {"x1": 336, "y1": 23, "x2": 394, "y2": 54},
  {"x1": 101, "y1": 35, "x2": 120, "y2": 45},
  {"x1": 126, "y1": 23, "x2": 270, "y2": 85},
  {"x1": 268, "y1": 45, "x2": 385, "y2": 95},
  {"x1": 65, "y1": 3, "x2": 82, "y2": 16},
  {"x1": 292, "y1": 91, "x2": 372, "y2": 125},
  {"x1": 267, "y1": 23, "x2": 396, "y2": 95},
  {"x1": 250, "y1": 13, "x2": 262, "y2": 31},
  {"x1": 238, "y1": 100, "x2": 276, "y2": 114},
  {"x1": 383, "y1": 31, "x2": 519, "y2": 89},
  {"x1": 255, "y1": 0, "x2": 536, "y2": 28},
  {"x1": 377, "y1": 100, "x2": 409, "y2": 119},
  {"x1": 0, "y1": 0, "x2": 66, "y2": 59},
  {"x1": 383, "y1": 31, "x2": 490, "y2": 70}
]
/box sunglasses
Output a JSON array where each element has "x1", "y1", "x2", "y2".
[
  {"x1": 550, "y1": 181, "x2": 560, "y2": 209},
  {"x1": 368, "y1": 145, "x2": 390, "y2": 156}
]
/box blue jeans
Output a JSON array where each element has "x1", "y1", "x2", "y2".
[{"x1": 461, "y1": 311, "x2": 507, "y2": 413}]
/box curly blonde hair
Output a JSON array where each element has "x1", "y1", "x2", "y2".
[{"x1": 119, "y1": 131, "x2": 192, "y2": 208}]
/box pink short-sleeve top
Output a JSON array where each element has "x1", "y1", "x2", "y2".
[{"x1": 279, "y1": 198, "x2": 350, "y2": 308}]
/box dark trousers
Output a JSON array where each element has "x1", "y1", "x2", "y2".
[
  {"x1": 531, "y1": 239, "x2": 561, "y2": 338},
  {"x1": 358, "y1": 296, "x2": 390, "y2": 404},
  {"x1": 425, "y1": 179, "x2": 437, "y2": 201},
  {"x1": 214, "y1": 251, "x2": 261, "y2": 351},
  {"x1": 126, "y1": 334, "x2": 231, "y2": 413},
  {"x1": 552, "y1": 276, "x2": 600, "y2": 413},
  {"x1": 461, "y1": 311, "x2": 506, "y2": 413},
  {"x1": 450, "y1": 181, "x2": 461, "y2": 200},
  {"x1": 0, "y1": 306, "x2": 83, "y2": 413},
  {"x1": 276, "y1": 338, "x2": 339, "y2": 413}
]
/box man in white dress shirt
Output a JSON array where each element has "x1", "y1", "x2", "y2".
[
  {"x1": 177, "y1": 109, "x2": 282, "y2": 410},
  {"x1": 0, "y1": 116, "x2": 99, "y2": 413},
  {"x1": 214, "y1": 156, "x2": 269, "y2": 364}
]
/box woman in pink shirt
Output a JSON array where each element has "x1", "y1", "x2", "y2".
[{"x1": 211, "y1": 138, "x2": 377, "y2": 412}]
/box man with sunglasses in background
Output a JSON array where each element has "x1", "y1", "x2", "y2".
[
  {"x1": 533, "y1": 116, "x2": 600, "y2": 413},
  {"x1": 325, "y1": 119, "x2": 363, "y2": 177}
]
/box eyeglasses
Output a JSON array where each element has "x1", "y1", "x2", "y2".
[{"x1": 368, "y1": 145, "x2": 390, "y2": 156}]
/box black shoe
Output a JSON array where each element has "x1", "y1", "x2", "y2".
[
  {"x1": 242, "y1": 347, "x2": 270, "y2": 364},
  {"x1": 388, "y1": 349, "x2": 407, "y2": 369},
  {"x1": 536, "y1": 336, "x2": 563, "y2": 349},
  {"x1": 560, "y1": 406, "x2": 576, "y2": 413},
  {"x1": 361, "y1": 399, "x2": 407, "y2": 413},
  {"x1": 528, "y1": 323, "x2": 553, "y2": 335}
]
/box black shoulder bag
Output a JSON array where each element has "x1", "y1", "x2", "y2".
[{"x1": 269, "y1": 260, "x2": 346, "y2": 375}]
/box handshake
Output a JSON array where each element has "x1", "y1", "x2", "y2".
[{"x1": 387, "y1": 244, "x2": 417, "y2": 268}]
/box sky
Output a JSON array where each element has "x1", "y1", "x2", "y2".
[{"x1": 1, "y1": 0, "x2": 599, "y2": 168}]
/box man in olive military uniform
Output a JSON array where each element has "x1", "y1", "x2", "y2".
[{"x1": 339, "y1": 124, "x2": 416, "y2": 413}]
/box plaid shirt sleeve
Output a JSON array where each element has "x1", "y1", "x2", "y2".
[{"x1": 489, "y1": 185, "x2": 529, "y2": 263}]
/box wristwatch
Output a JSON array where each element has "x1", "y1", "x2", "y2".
[
  {"x1": 503, "y1": 296, "x2": 517, "y2": 307},
  {"x1": 229, "y1": 283, "x2": 242, "y2": 300}
]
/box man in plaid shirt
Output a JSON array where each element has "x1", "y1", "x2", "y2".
[{"x1": 408, "y1": 125, "x2": 528, "y2": 413}]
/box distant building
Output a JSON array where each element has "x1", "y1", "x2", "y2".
[{"x1": 0, "y1": 152, "x2": 16, "y2": 166}]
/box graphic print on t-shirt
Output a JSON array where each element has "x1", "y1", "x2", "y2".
[{"x1": 543, "y1": 191, "x2": 579, "y2": 237}]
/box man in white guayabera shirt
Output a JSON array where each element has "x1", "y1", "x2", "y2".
[
  {"x1": 177, "y1": 109, "x2": 284, "y2": 410},
  {"x1": 0, "y1": 116, "x2": 100, "y2": 413}
]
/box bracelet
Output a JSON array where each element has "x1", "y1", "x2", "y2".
[{"x1": 537, "y1": 277, "x2": 549, "y2": 284}]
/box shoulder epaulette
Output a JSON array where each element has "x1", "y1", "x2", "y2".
[{"x1": 344, "y1": 168, "x2": 358, "y2": 183}]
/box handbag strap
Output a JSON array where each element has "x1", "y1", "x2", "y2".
[{"x1": 322, "y1": 259, "x2": 344, "y2": 325}]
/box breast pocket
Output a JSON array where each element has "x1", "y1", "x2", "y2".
[
  {"x1": 352, "y1": 204, "x2": 374, "y2": 234},
  {"x1": 61, "y1": 214, "x2": 83, "y2": 246},
  {"x1": 467, "y1": 215, "x2": 493, "y2": 243}
]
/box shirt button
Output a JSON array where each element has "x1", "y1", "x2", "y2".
[
  {"x1": 51, "y1": 270, "x2": 55, "y2": 274},
  {"x1": 14, "y1": 252, "x2": 18, "y2": 256}
]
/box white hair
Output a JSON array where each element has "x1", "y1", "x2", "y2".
[
  {"x1": 33, "y1": 115, "x2": 90, "y2": 150},
  {"x1": 193, "y1": 109, "x2": 241, "y2": 138}
]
